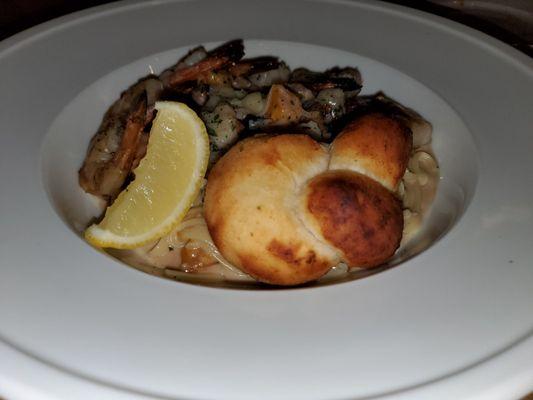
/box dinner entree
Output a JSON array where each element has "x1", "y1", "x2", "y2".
[{"x1": 79, "y1": 39, "x2": 439, "y2": 286}]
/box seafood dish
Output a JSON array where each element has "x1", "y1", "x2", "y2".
[{"x1": 79, "y1": 39, "x2": 439, "y2": 286}]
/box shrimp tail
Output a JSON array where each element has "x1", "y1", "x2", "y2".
[
  {"x1": 115, "y1": 93, "x2": 147, "y2": 171},
  {"x1": 166, "y1": 39, "x2": 245, "y2": 87},
  {"x1": 79, "y1": 92, "x2": 148, "y2": 202}
]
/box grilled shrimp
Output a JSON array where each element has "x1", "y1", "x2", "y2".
[
  {"x1": 79, "y1": 78, "x2": 161, "y2": 201},
  {"x1": 79, "y1": 40, "x2": 245, "y2": 202},
  {"x1": 161, "y1": 39, "x2": 244, "y2": 88}
]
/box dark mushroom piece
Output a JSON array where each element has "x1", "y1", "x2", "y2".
[
  {"x1": 289, "y1": 67, "x2": 362, "y2": 93},
  {"x1": 229, "y1": 56, "x2": 281, "y2": 77}
]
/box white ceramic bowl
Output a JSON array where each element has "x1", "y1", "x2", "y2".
[{"x1": 1, "y1": 1, "x2": 532, "y2": 399}]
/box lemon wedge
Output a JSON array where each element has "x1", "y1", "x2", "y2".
[{"x1": 85, "y1": 101, "x2": 209, "y2": 249}]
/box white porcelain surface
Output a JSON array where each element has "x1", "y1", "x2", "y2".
[{"x1": 1, "y1": 1, "x2": 532, "y2": 399}]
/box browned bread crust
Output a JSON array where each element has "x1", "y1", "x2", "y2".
[
  {"x1": 304, "y1": 170, "x2": 403, "y2": 267},
  {"x1": 330, "y1": 113, "x2": 412, "y2": 191}
]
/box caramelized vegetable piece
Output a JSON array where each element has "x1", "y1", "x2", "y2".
[
  {"x1": 181, "y1": 244, "x2": 218, "y2": 272},
  {"x1": 263, "y1": 84, "x2": 304, "y2": 124}
]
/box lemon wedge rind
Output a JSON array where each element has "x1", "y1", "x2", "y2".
[{"x1": 85, "y1": 101, "x2": 209, "y2": 249}]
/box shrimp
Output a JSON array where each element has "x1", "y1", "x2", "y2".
[
  {"x1": 161, "y1": 39, "x2": 244, "y2": 88},
  {"x1": 78, "y1": 78, "x2": 160, "y2": 201},
  {"x1": 79, "y1": 41, "x2": 244, "y2": 202}
]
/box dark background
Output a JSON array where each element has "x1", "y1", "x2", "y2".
[{"x1": 0, "y1": 0, "x2": 532, "y2": 57}]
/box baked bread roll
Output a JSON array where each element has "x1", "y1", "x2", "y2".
[
  {"x1": 204, "y1": 114, "x2": 411, "y2": 285},
  {"x1": 204, "y1": 134, "x2": 340, "y2": 286}
]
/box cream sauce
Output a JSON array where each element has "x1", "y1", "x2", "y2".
[{"x1": 398, "y1": 119, "x2": 440, "y2": 244}]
